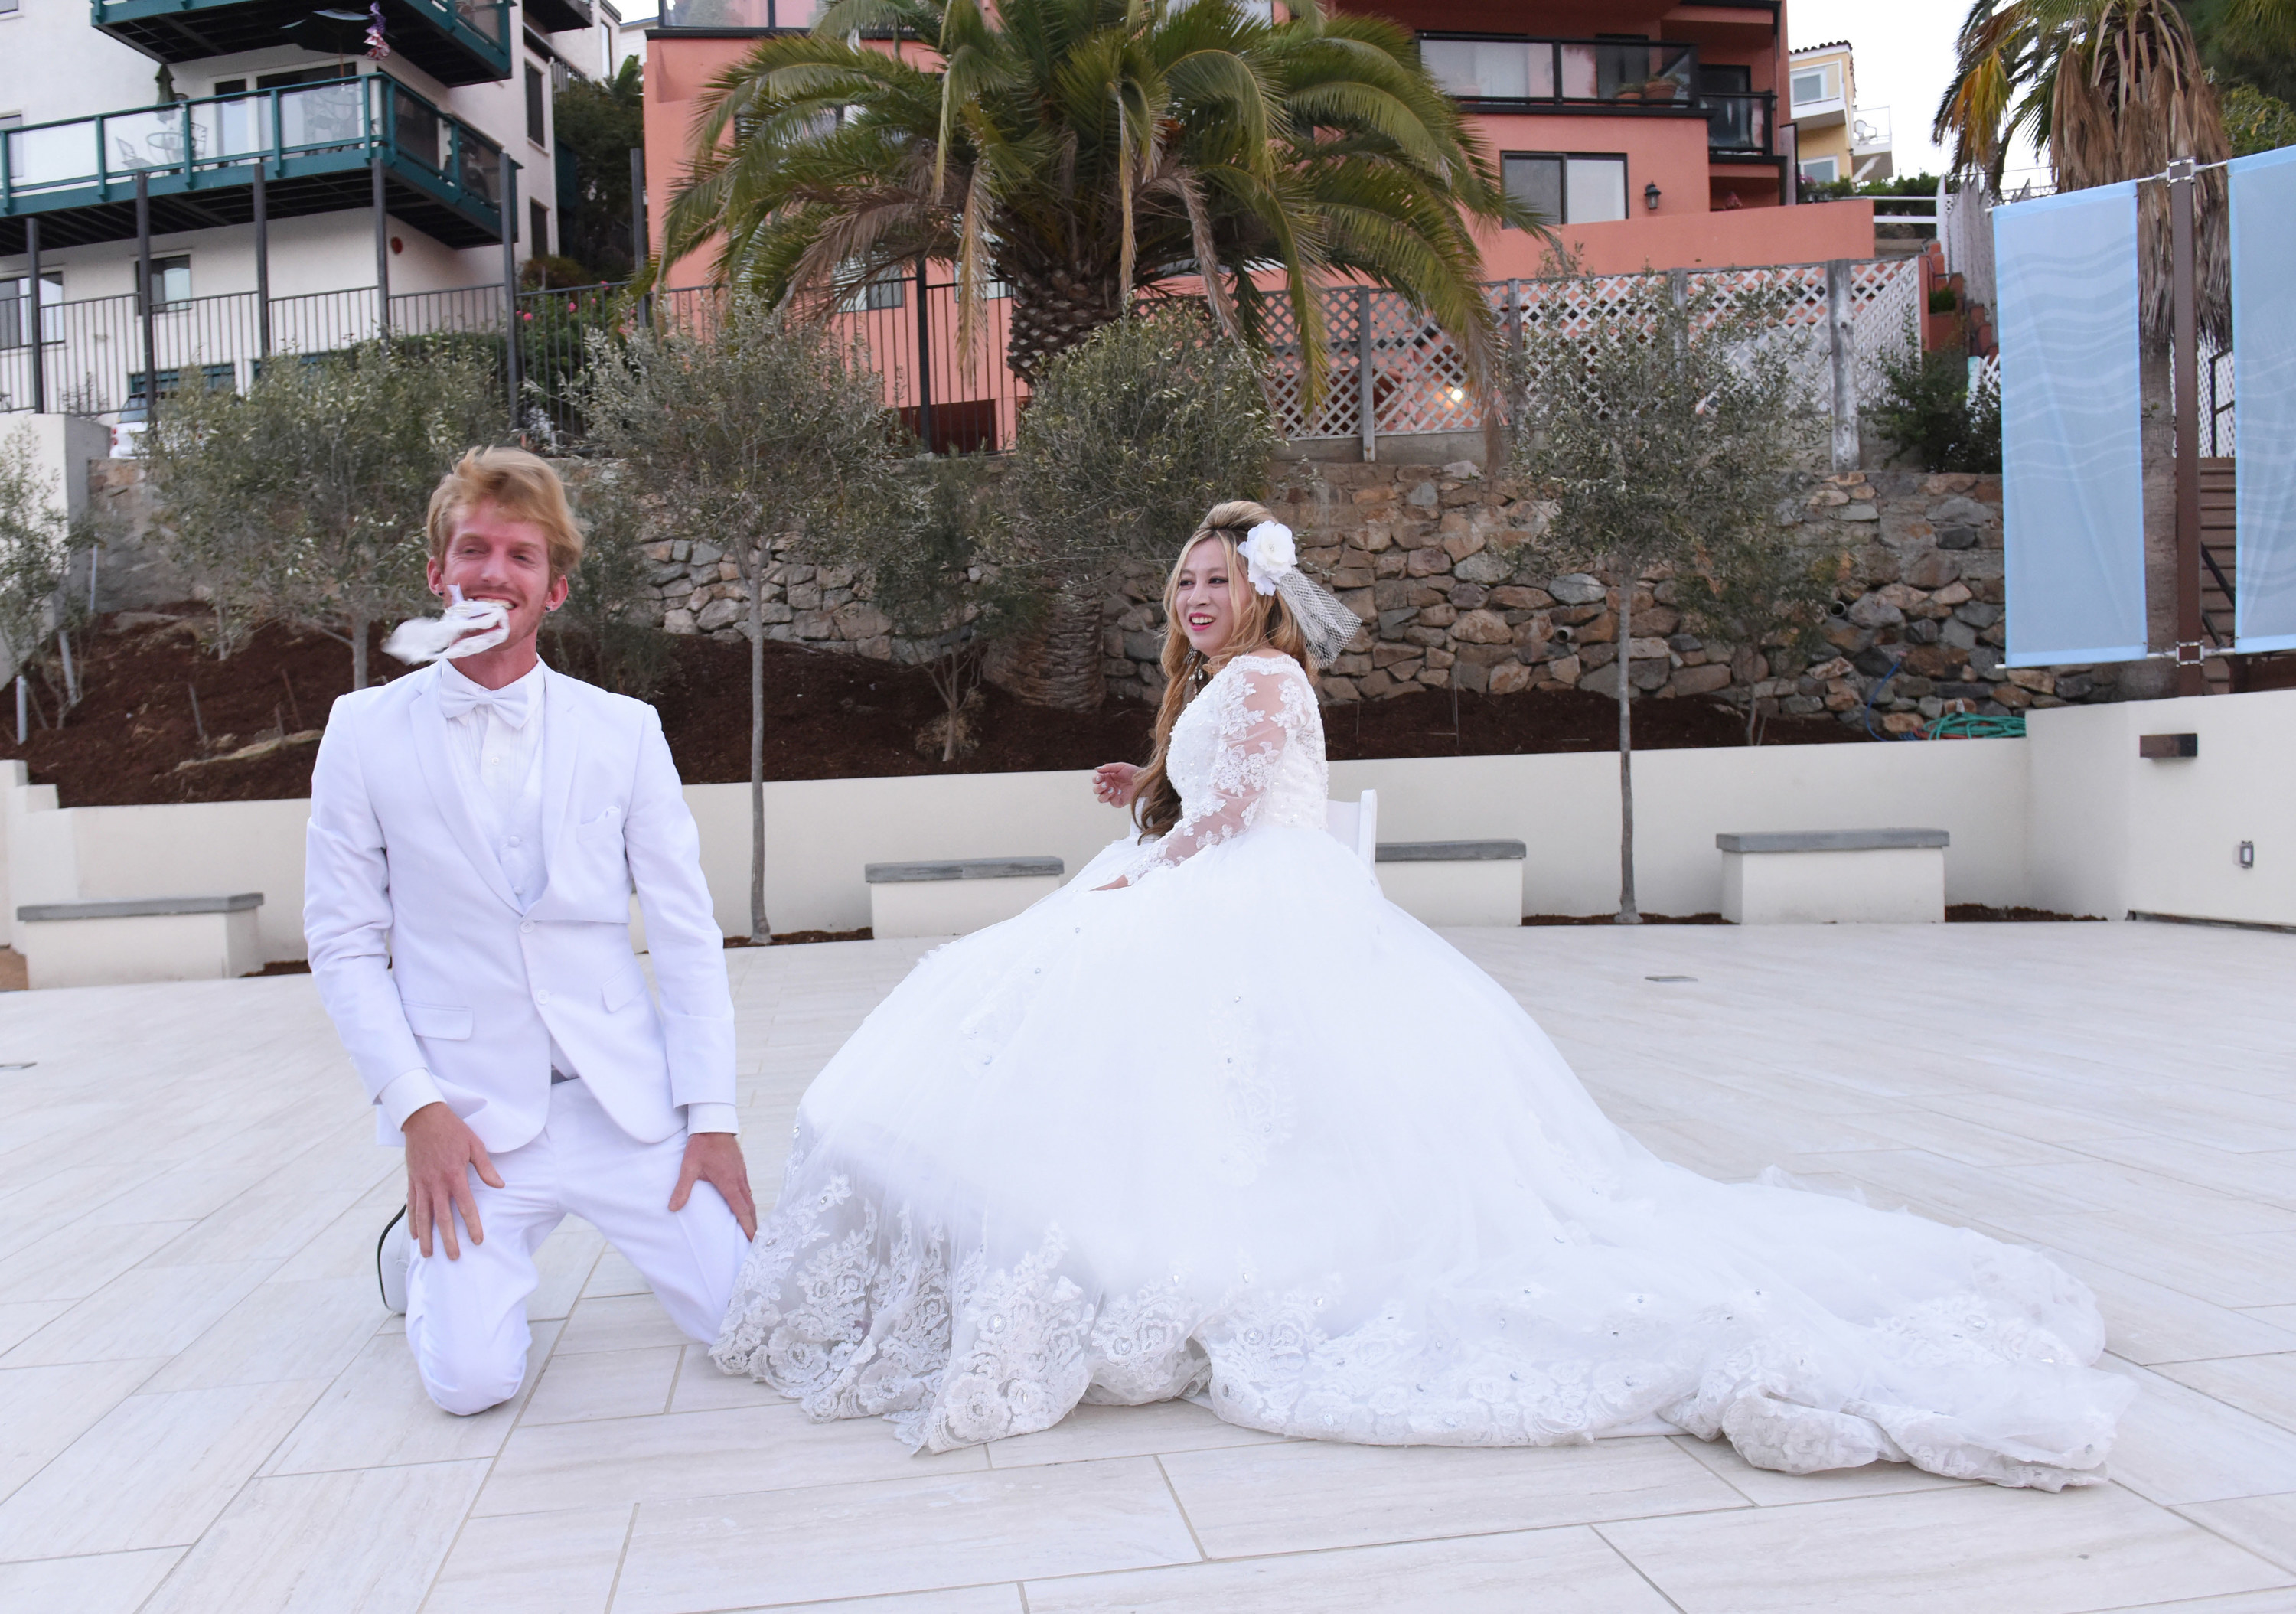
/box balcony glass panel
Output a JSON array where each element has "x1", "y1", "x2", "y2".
[
  {"x1": 1705, "y1": 93, "x2": 1768, "y2": 152},
  {"x1": 662, "y1": 0, "x2": 819, "y2": 24},
  {"x1": 455, "y1": 0, "x2": 504, "y2": 44},
  {"x1": 7, "y1": 122, "x2": 97, "y2": 192},
  {"x1": 1423, "y1": 39, "x2": 1530, "y2": 101},
  {"x1": 104, "y1": 108, "x2": 185, "y2": 174},
  {"x1": 1428, "y1": 36, "x2": 1695, "y2": 107},
  {"x1": 1559, "y1": 43, "x2": 1596, "y2": 99},
  {"x1": 190, "y1": 97, "x2": 268, "y2": 161},
  {"x1": 459, "y1": 139, "x2": 501, "y2": 207},
  {"x1": 278, "y1": 80, "x2": 367, "y2": 153},
  {"x1": 393, "y1": 89, "x2": 443, "y2": 172}
]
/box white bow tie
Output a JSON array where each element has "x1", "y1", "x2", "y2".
[{"x1": 438, "y1": 677, "x2": 533, "y2": 729}]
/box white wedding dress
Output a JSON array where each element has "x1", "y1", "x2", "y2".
[{"x1": 715, "y1": 650, "x2": 2131, "y2": 1487}]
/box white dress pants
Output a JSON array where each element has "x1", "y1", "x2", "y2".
[{"x1": 405, "y1": 1078, "x2": 749, "y2": 1416}]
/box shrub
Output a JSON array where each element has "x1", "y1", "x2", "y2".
[{"x1": 1870, "y1": 336, "x2": 2002, "y2": 473}]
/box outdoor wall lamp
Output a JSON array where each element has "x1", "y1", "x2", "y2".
[{"x1": 1644, "y1": 183, "x2": 1662, "y2": 211}]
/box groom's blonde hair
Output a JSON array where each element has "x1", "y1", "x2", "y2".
[{"x1": 426, "y1": 446, "x2": 586, "y2": 579}]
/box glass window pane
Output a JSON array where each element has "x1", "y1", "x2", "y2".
[
  {"x1": 1566, "y1": 156, "x2": 1626, "y2": 223},
  {"x1": 1559, "y1": 44, "x2": 1596, "y2": 99},
  {"x1": 1502, "y1": 155, "x2": 1561, "y2": 227}
]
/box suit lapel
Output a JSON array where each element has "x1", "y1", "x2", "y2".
[
  {"x1": 409, "y1": 666, "x2": 523, "y2": 914},
  {"x1": 535, "y1": 663, "x2": 579, "y2": 892}
]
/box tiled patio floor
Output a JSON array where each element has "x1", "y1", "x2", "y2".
[{"x1": 2, "y1": 923, "x2": 2294, "y2": 1612}]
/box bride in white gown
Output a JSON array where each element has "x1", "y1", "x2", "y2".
[{"x1": 714, "y1": 501, "x2": 2131, "y2": 1488}]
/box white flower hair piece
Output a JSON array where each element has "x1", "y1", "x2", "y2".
[
  {"x1": 1238, "y1": 521, "x2": 1296, "y2": 596},
  {"x1": 1231, "y1": 519, "x2": 1362, "y2": 664}
]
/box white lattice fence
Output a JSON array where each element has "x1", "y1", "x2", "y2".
[{"x1": 1267, "y1": 257, "x2": 1925, "y2": 442}]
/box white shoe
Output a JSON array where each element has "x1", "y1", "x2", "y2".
[{"x1": 377, "y1": 1208, "x2": 410, "y2": 1315}]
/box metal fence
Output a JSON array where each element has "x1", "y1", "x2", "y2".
[{"x1": 4, "y1": 255, "x2": 1927, "y2": 452}]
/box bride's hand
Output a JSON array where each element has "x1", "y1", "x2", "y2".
[
  {"x1": 1093, "y1": 875, "x2": 1130, "y2": 891},
  {"x1": 1092, "y1": 762, "x2": 1140, "y2": 807}
]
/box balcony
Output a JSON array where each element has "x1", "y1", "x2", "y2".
[
  {"x1": 657, "y1": 0, "x2": 823, "y2": 27},
  {"x1": 526, "y1": 0, "x2": 593, "y2": 33},
  {"x1": 0, "y1": 77, "x2": 504, "y2": 254},
  {"x1": 93, "y1": 0, "x2": 512, "y2": 88},
  {"x1": 1419, "y1": 34, "x2": 1775, "y2": 157}
]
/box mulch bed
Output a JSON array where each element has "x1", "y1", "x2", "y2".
[{"x1": 5, "y1": 607, "x2": 1862, "y2": 810}]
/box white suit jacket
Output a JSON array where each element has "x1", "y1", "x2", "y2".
[{"x1": 304, "y1": 660, "x2": 734, "y2": 1153}]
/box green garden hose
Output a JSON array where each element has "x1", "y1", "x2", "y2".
[{"x1": 1923, "y1": 712, "x2": 2027, "y2": 741}]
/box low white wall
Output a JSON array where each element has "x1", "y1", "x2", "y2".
[
  {"x1": 2027, "y1": 690, "x2": 2296, "y2": 928},
  {"x1": 5, "y1": 689, "x2": 2288, "y2": 975}
]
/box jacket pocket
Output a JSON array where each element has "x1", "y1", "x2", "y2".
[
  {"x1": 576, "y1": 805, "x2": 623, "y2": 844},
  {"x1": 403, "y1": 1001, "x2": 474, "y2": 1040},
  {"x1": 602, "y1": 964, "x2": 647, "y2": 1013}
]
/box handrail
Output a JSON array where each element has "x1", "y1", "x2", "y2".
[{"x1": 0, "y1": 76, "x2": 502, "y2": 215}]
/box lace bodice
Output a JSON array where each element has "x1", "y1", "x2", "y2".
[{"x1": 1129, "y1": 651, "x2": 1327, "y2": 881}]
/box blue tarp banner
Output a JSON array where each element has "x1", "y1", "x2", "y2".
[
  {"x1": 2230, "y1": 146, "x2": 2296, "y2": 652},
  {"x1": 1995, "y1": 182, "x2": 2148, "y2": 667}
]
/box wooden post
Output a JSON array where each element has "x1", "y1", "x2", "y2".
[
  {"x1": 2170, "y1": 157, "x2": 2204, "y2": 696},
  {"x1": 1825, "y1": 258, "x2": 1858, "y2": 473},
  {"x1": 23, "y1": 217, "x2": 41, "y2": 415},
  {"x1": 253, "y1": 161, "x2": 271, "y2": 359},
  {"x1": 1358, "y1": 287, "x2": 1376, "y2": 463},
  {"x1": 136, "y1": 169, "x2": 158, "y2": 416}
]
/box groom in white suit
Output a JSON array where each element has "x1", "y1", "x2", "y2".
[{"x1": 305, "y1": 446, "x2": 754, "y2": 1416}]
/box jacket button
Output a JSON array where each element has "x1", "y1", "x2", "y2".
[
  {"x1": 536, "y1": 988, "x2": 553, "y2": 1005},
  {"x1": 520, "y1": 921, "x2": 534, "y2": 934}
]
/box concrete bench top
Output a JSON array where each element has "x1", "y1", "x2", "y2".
[
  {"x1": 1715, "y1": 829, "x2": 1949, "y2": 855},
  {"x1": 18, "y1": 893, "x2": 265, "y2": 922},
  {"x1": 1376, "y1": 840, "x2": 1528, "y2": 863},
  {"x1": 866, "y1": 857, "x2": 1064, "y2": 885}
]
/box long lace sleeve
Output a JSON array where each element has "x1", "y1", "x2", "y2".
[{"x1": 1127, "y1": 655, "x2": 1316, "y2": 882}]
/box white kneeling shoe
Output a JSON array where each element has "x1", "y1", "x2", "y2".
[{"x1": 377, "y1": 1208, "x2": 411, "y2": 1315}]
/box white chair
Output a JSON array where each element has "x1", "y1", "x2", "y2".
[{"x1": 1325, "y1": 788, "x2": 1378, "y2": 870}]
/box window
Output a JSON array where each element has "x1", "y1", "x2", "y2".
[
  {"x1": 525, "y1": 63, "x2": 546, "y2": 146},
  {"x1": 1790, "y1": 62, "x2": 1840, "y2": 106},
  {"x1": 1799, "y1": 155, "x2": 1840, "y2": 184},
  {"x1": 530, "y1": 199, "x2": 550, "y2": 255},
  {"x1": 146, "y1": 254, "x2": 192, "y2": 312},
  {"x1": 1502, "y1": 153, "x2": 1628, "y2": 226},
  {"x1": 0, "y1": 271, "x2": 61, "y2": 350},
  {"x1": 841, "y1": 270, "x2": 905, "y2": 311},
  {"x1": 0, "y1": 0, "x2": 18, "y2": 17}
]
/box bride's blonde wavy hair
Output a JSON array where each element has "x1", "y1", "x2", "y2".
[{"x1": 1131, "y1": 500, "x2": 1314, "y2": 840}]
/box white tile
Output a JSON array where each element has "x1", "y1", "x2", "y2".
[
  {"x1": 2159, "y1": 1355, "x2": 2296, "y2": 1436},
  {"x1": 520, "y1": 1345, "x2": 680, "y2": 1425},
  {"x1": 613, "y1": 1458, "x2": 1199, "y2": 1613},
  {"x1": 1159, "y1": 1435, "x2": 1746, "y2": 1559},
  {"x1": 2108, "y1": 1593, "x2": 2296, "y2": 1614},
  {"x1": 987, "y1": 1399, "x2": 1284, "y2": 1469},
  {"x1": 1026, "y1": 1523, "x2": 1675, "y2": 1614},
  {"x1": 0, "y1": 1218, "x2": 196, "y2": 1304},
  {"x1": 263, "y1": 1322, "x2": 559, "y2": 1475},
  {"x1": 0, "y1": 1380, "x2": 328, "y2": 1560},
  {"x1": 2, "y1": 1260, "x2": 272, "y2": 1366},
  {"x1": 666, "y1": 1345, "x2": 791, "y2": 1413},
  {"x1": 474, "y1": 1402, "x2": 986, "y2": 1517},
  {"x1": 2179, "y1": 1493, "x2": 2296, "y2": 1576},
  {"x1": 142, "y1": 1278, "x2": 382, "y2": 1393},
  {"x1": 579, "y1": 1248, "x2": 651, "y2": 1298},
  {"x1": 2053, "y1": 1255, "x2": 2296, "y2": 1368},
  {"x1": 421, "y1": 1505, "x2": 633, "y2": 1614},
  {"x1": 0, "y1": 1358, "x2": 165, "y2": 1502},
  {"x1": 0, "y1": 1303, "x2": 68, "y2": 1357},
  {"x1": 554, "y1": 1293, "x2": 690, "y2": 1355},
  {"x1": 140, "y1": 1459, "x2": 489, "y2": 1614},
  {"x1": 1598, "y1": 1479, "x2": 2291, "y2": 1614},
  {"x1": 1666, "y1": 1431, "x2": 1975, "y2": 1506},
  {"x1": 0, "y1": 1548, "x2": 184, "y2": 1612},
  {"x1": 527, "y1": 1218, "x2": 607, "y2": 1322},
  {"x1": 716, "y1": 1590, "x2": 1024, "y2": 1614},
  {"x1": 2105, "y1": 1358, "x2": 2296, "y2": 1507}
]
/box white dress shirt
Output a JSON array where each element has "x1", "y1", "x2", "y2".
[{"x1": 376, "y1": 660, "x2": 736, "y2": 1136}]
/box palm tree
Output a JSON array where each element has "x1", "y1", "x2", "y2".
[
  {"x1": 1933, "y1": 0, "x2": 2229, "y2": 340},
  {"x1": 657, "y1": 0, "x2": 1531, "y2": 395}
]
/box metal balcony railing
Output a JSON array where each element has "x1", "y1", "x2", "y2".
[
  {"x1": 1418, "y1": 34, "x2": 1775, "y2": 158},
  {"x1": 93, "y1": 0, "x2": 513, "y2": 86},
  {"x1": 0, "y1": 76, "x2": 504, "y2": 253}
]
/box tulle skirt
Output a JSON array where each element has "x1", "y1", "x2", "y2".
[{"x1": 714, "y1": 825, "x2": 2131, "y2": 1487}]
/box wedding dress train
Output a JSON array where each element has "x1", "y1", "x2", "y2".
[{"x1": 715, "y1": 650, "x2": 2131, "y2": 1487}]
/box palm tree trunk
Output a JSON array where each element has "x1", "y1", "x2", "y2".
[
  {"x1": 1616, "y1": 566, "x2": 1640, "y2": 925},
  {"x1": 748, "y1": 566, "x2": 768, "y2": 941},
  {"x1": 987, "y1": 572, "x2": 1107, "y2": 712},
  {"x1": 1005, "y1": 266, "x2": 1126, "y2": 383}
]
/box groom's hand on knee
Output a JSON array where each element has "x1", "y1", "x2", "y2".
[
  {"x1": 403, "y1": 1103, "x2": 506, "y2": 1260},
  {"x1": 672, "y1": 1132, "x2": 758, "y2": 1240}
]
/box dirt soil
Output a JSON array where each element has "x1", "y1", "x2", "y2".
[{"x1": 6, "y1": 608, "x2": 1864, "y2": 810}]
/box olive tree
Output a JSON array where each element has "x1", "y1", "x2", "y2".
[
  {"x1": 996, "y1": 305, "x2": 1279, "y2": 709},
  {"x1": 0, "y1": 422, "x2": 82, "y2": 719},
  {"x1": 576, "y1": 295, "x2": 898, "y2": 938},
  {"x1": 144, "y1": 341, "x2": 502, "y2": 691},
  {"x1": 1506, "y1": 273, "x2": 1825, "y2": 922}
]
